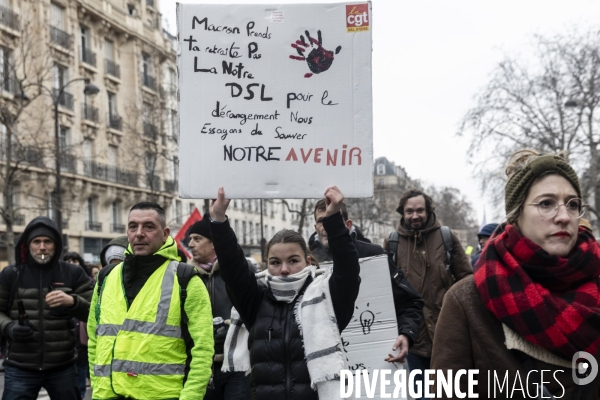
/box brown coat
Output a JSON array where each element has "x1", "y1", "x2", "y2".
[
  {"x1": 384, "y1": 214, "x2": 472, "y2": 357},
  {"x1": 432, "y1": 276, "x2": 600, "y2": 399}
]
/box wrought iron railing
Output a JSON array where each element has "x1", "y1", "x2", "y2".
[
  {"x1": 83, "y1": 160, "x2": 139, "y2": 187},
  {"x1": 143, "y1": 122, "x2": 158, "y2": 140},
  {"x1": 142, "y1": 74, "x2": 155, "y2": 90},
  {"x1": 146, "y1": 175, "x2": 160, "y2": 191},
  {"x1": 86, "y1": 221, "x2": 102, "y2": 231},
  {"x1": 60, "y1": 153, "x2": 77, "y2": 173},
  {"x1": 50, "y1": 26, "x2": 72, "y2": 49},
  {"x1": 82, "y1": 104, "x2": 99, "y2": 122},
  {"x1": 105, "y1": 59, "x2": 120, "y2": 78},
  {"x1": 163, "y1": 179, "x2": 177, "y2": 193},
  {"x1": 111, "y1": 223, "x2": 125, "y2": 233},
  {"x1": 108, "y1": 113, "x2": 122, "y2": 130},
  {"x1": 53, "y1": 88, "x2": 74, "y2": 110},
  {"x1": 0, "y1": 6, "x2": 20, "y2": 31},
  {"x1": 81, "y1": 48, "x2": 97, "y2": 67}
]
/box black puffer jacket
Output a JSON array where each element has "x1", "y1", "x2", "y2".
[
  {"x1": 0, "y1": 217, "x2": 93, "y2": 371},
  {"x1": 211, "y1": 212, "x2": 360, "y2": 400}
]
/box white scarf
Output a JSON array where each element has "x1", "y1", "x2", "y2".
[
  {"x1": 265, "y1": 266, "x2": 314, "y2": 303},
  {"x1": 222, "y1": 267, "x2": 351, "y2": 400}
]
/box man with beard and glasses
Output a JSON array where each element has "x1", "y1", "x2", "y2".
[
  {"x1": 0, "y1": 217, "x2": 93, "y2": 400},
  {"x1": 384, "y1": 189, "x2": 472, "y2": 400}
]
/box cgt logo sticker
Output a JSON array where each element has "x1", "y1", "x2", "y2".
[
  {"x1": 572, "y1": 351, "x2": 598, "y2": 386},
  {"x1": 346, "y1": 4, "x2": 369, "y2": 33}
]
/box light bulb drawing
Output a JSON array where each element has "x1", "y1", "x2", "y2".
[{"x1": 360, "y1": 310, "x2": 375, "y2": 335}]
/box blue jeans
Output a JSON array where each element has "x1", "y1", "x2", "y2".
[
  {"x1": 2, "y1": 363, "x2": 81, "y2": 400},
  {"x1": 203, "y1": 362, "x2": 251, "y2": 400},
  {"x1": 406, "y1": 352, "x2": 431, "y2": 400}
]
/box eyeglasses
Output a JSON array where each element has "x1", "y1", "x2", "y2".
[{"x1": 527, "y1": 198, "x2": 587, "y2": 219}]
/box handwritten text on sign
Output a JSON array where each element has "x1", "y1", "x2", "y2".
[{"x1": 177, "y1": 3, "x2": 373, "y2": 198}]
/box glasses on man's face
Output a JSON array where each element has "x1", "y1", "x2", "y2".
[{"x1": 527, "y1": 198, "x2": 587, "y2": 219}]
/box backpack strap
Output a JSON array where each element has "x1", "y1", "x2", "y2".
[
  {"x1": 96, "y1": 262, "x2": 120, "y2": 297},
  {"x1": 175, "y1": 262, "x2": 200, "y2": 383},
  {"x1": 175, "y1": 262, "x2": 200, "y2": 324},
  {"x1": 440, "y1": 226, "x2": 453, "y2": 271},
  {"x1": 387, "y1": 231, "x2": 400, "y2": 265}
]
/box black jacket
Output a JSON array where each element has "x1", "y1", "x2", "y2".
[
  {"x1": 211, "y1": 212, "x2": 360, "y2": 400},
  {"x1": 310, "y1": 232, "x2": 424, "y2": 346},
  {"x1": 0, "y1": 217, "x2": 93, "y2": 371}
]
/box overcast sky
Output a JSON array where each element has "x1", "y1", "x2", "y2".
[{"x1": 162, "y1": 0, "x2": 600, "y2": 223}]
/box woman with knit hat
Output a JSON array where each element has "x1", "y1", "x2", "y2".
[{"x1": 431, "y1": 150, "x2": 600, "y2": 399}]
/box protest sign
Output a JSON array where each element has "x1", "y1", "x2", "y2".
[
  {"x1": 322, "y1": 254, "x2": 408, "y2": 399},
  {"x1": 177, "y1": 2, "x2": 373, "y2": 198}
]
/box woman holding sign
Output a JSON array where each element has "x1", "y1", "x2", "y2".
[
  {"x1": 208, "y1": 186, "x2": 360, "y2": 400},
  {"x1": 432, "y1": 150, "x2": 600, "y2": 398}
]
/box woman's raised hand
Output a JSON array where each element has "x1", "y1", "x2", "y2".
[
  {"x1": 324, "y1": 186, "x2": 345, "y2": 217},
  {"x1": 209, "y1": 187, "x2": 230, "y2": 222}
]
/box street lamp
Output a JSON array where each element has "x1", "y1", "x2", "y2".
[
  {"x1": 564, "y1": 99, "x2": 579, "y2": 108},
  {"x1": 17, "y1": 79, "x2": 100, "y2": 239}
]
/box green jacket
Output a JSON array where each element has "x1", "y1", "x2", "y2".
[{"x1": 88, "y1": 237, "x2": 214, "y2": 399}]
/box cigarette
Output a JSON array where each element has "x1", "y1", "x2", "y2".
[{"x1": 42, "y1": 254, "x2": 45, "y2": 260}]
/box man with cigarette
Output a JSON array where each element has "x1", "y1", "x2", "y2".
[{"x1": 0, "y1": 216, "x2": 93, "y2": 399}]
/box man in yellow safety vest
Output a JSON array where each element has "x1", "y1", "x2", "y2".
[{"x1": 88, "y1": 201, "x2": 214, "y2": 399}]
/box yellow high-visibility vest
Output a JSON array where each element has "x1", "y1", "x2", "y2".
[{"x1": 93, "y1": 260, "x2": 187, "y2": 400}]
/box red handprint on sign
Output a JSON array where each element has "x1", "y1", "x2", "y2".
[{"x1": 289, "y1": 30, "x2": 342, "y2": 78}]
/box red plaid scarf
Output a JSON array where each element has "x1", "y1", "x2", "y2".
[{"x1": 474, "y1": 224, "x2": 600, "y2": 359}]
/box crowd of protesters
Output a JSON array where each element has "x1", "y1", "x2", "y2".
[{"x1": 0, "y1": 149, "x2": 598, "y2": 400}]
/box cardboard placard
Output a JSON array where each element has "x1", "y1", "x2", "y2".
[
  {"x1": 177, "y1": 2, "x2": 373, "y2": 198},
  {"x1": 323, "y1": 254, "x2": 409, "y2": 399}
]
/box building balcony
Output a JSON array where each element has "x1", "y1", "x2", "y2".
[
  {"x1": 50, "y1": 26, "x2": 72, "y2": 50},
  {"x1": 108, "y1": 113, "x2": 122, "y2": 130},
  {"x1": 82, "y1": 104, "x2": 99, "y2": 123},
  {"x1": 0, "y1": 6, "x2": 20, "y2": 31},
  {"x1": 81, "y1": 48, "x2": 97, "y2": 67},
  {"x1": 60, "y1": 153, "x2": 77, "y2": 174},
  {"x1": 146, "y1": 175, "x2": 160, "y2": 191},
  {"x1": 12, "y1": 146, "x2": 44, "y2": 168},
  {"x1": 86, "y1": 221, "x2": 102, "y2": 231},
  {"x1": 143, "y1": 122, "x2": 158, "y2": 140},
  {"x1": 105, "y1": 58, "x2": 120, "y2": 78},
  {"x1": 83, "y1": 160, "x2": 139, "y2": 187},
  {"x1": 163, "y1": 179, "x2": 177, "y2": 193},
  {"x1": 53, "y1": 88, "x2": 74, "y2": 110},
  {"x1": 1, "y1": 77, "x2": 17, "y2": 95},
  {"x1": 13, "y1": 214, "x2": 25, "y2": 226},
  {"x1": 142, "y1": 74, "x2": 155, "y2": 90},
  {"x1": 111, "y1": 223, "x2": 125, "y2": 233}
]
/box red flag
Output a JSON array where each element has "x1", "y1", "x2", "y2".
[{"x1": 173, "y1": 208, "x2": 202, "y2": 259}]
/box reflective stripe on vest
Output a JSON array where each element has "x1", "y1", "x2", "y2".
[
  {"x1": 92, "y1": 260, "x2": 186, "y2": 399},
  {"x1": 95, "y1": 260, "x2": 182, "y2": 339}
]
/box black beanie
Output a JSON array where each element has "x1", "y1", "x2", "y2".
[
  {"x1": 188, "y1": 214, "x2": 212, "y2": 241},
  {"x1": 27, "y1": 226, "x2": 57, "y2": 246}
]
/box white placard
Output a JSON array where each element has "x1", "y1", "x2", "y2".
[
  {"x1": 323, "y1": 255, "x2": 409, "y2": 399},
  {"x1": 177, "y1": 2, "x2": 373, "y2": 198}
]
